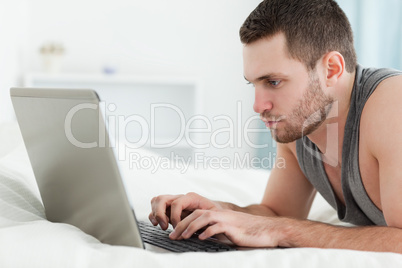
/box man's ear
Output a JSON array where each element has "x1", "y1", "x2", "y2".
[{"x1": 323, "y1": 51, "x2": 345, "y2": 87}]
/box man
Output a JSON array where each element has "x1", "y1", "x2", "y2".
[{"x1": 149, "y1": 0, "x2": 402, "y2": 253}]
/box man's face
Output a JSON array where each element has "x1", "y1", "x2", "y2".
[{"x1": 243, "y1": 33, "x2": 334, "y2": 143}]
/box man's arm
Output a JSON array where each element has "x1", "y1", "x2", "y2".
[
  {"x1": 150, "y1": 141, "x2": 316, "y2": 228},
  {"x1": 281, "y1": 219, "x2": 402, "y2": 253},
  {"x1": 169, "y1": 209, "x2": 402, "y2": 253},
  {"x1": 217, "y1": 141, "x2": 316, "y2": 218},
  {"x1": 363, "y1": 75, "x2": 402, "y2": 229}
]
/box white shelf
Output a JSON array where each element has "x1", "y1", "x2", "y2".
[
  {"x1": 22, "y1": 73, "x2": 203, "y2": 158},
  {"x1": 24, "y1": 73, "x2": 199, "y2": 88}
]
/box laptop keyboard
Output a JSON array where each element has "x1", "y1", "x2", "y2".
[{"x1": 138, "y1": 221, "x2": 235, "y2": 252}]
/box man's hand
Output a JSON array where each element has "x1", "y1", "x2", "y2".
[
  {"x1": 148, "y1": 192, "x2": 223, "y2": 230},
  {"x1": 168, "y1": 209, "x2": 285, "y2": 248}
]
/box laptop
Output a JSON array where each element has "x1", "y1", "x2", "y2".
[{"x1": 10, "y1": 87, "x2": 236, "y2": 253}]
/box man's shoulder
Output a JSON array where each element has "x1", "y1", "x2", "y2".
[
  {"x1": 360, "y1": 74, "x2": 402, "y2": 150},
  {"x1": 363, "y1": 74, "x2": 402, "y2": 113}
]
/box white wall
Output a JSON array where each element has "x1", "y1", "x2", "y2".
[
  {"x1": 0, "y1": 0, "x2": 29, "y2": 122},
  {"x1": 337, "y1": 0, "x2": 402, "y2": 70},
  {"x1": 1, "y1": 0, "x2": 268, "y2": 163}
]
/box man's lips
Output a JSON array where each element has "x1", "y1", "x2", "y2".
[
  {"x1": 260, "y1": 114, "x2": 286, "y2": 129},
  {"x1": 264, "y1": 120, "x2": 281, "y2": 128},
  {"x1": 260, "y1": 115, "x2": 284, "y2": 129}
]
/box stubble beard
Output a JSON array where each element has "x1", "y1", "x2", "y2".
[{"x1": 269, "y1": 72, "x2": 335, "y2": 143}]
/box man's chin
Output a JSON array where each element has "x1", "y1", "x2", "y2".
[
  {"x1": 272, "y1": 137, "x2": 296, "y2": 144},
  {"x1": 271, "y1": 129, "x2": 302, "y2": 144}
]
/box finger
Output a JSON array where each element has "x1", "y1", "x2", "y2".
[
  {"x1": 148, "y1": 212, "x2": 158, "y2": 226},
  {"x1": 170, "y1": 192, "x2": 206, "y2": 227},
  {"x1": 181, "y1": 210, "x2": 217, "y2": 239},
  {"x1": 151, "y1": 197, "x2": 168, "y2": 229},
  {"x1": 198, "y1": 223, "x2": 225, "y2": 240},
  {"x1": 151, "y1": 194, "x2": 182, "y2": 229},
  {"x1": 171, "y1": 210, "x2": 215, "y2": 240},
  {"x1": 169, "y1": 209, "x2": 202, "y2": 239}
]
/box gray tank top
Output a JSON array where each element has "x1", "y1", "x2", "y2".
[{"x1": 296, "y1": 64, "x2": 402, "y2": 226}]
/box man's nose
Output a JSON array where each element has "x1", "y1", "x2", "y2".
[{"x1": 253, "y1": 87, "x2": 273, "y2": 114}]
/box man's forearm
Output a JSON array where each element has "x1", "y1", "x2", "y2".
[
  {"x1": 280, "y1": 218, "x2": 402, "y2": 253},
  {"x1": 215, "y1": 201, "x2": 402, "y2": 253},
  {"x1": 217, "y1": 201, "x2": 277, "y2": 217}
]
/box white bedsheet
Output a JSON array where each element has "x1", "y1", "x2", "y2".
[{"x1": 0, "y1": 122, "x2": 401, "y2": 268}]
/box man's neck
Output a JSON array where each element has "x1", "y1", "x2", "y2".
[{"x1": 306, "y1": 70, "x2": 356, "y2": 168}]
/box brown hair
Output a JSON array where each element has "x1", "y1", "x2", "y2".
[{"x1": 240, "y1": 0, "x2": 357, "y2": 73}]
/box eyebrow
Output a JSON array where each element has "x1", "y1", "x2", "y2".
[{"x1": 244, "y1": 73, "x2": 286, "y2": 83}]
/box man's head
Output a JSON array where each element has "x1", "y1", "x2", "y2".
[
  {"x1": 243, "y1": 33, "x2": 335, "y2": 143},
  {"x1": 240, "y1": 0, "x2": 356, "y2": 73},
  {"x1": 242, "y1": 0, "x2": 354, "y2": 143}
]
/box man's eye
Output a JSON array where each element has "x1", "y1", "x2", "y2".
[{"x1": 269, "y1": 80, "x2": 281, "y2": 86}]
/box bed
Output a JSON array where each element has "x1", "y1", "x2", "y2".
[{"x1": 0, "y1": 121, "x2": 401, "y2": 267}]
